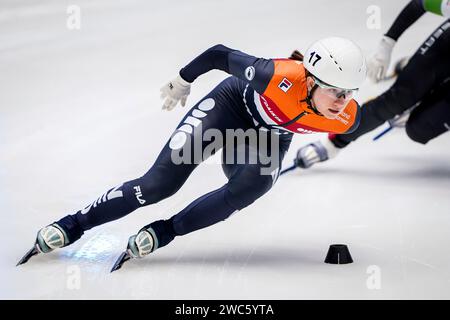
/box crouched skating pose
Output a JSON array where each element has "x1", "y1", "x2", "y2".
[{"x1": 19, "y1": 37, "x2": 366, "y2": 270}]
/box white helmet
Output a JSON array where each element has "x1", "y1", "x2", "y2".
[{"x1": 303, "y1": 37, "x2": 366, "y2": 90}]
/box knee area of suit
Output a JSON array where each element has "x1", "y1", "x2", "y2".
[
  {"x1": 224, "y1": 175, "x2": 274, "y2": 210},
  {"x1": 373, "y1": 87, "x2": 418, "y2": 118},
  {"x1": 405, "y1": 122, "x2": 429, "y2": 144}
]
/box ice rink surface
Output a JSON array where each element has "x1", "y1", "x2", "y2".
[{"x1": 1, "y1": 0, "x2": 449, "y2": 299}]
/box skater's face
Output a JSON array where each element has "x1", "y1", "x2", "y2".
[{"x1": 306, "y1": 77, "x2": 353, "y2": 120}]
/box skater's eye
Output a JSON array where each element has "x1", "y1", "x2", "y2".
[{"x1": 329, "y1": 88, "x2": 339, "y2": 95}]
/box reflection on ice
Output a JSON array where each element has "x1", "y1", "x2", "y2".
[{"x1": 61, "y1": 231, "x2": 120, "y2": 263}]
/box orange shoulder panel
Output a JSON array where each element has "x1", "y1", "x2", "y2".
[{"x1": 262, "y1": 59, "x2": 308, "y2": 120}]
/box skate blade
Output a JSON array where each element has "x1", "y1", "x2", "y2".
[
  {"x1": 110, "y1": 251, "x2": 131, "y2": 273},
  {"x1": 280, "y1": 163, "x2": 297, "y2": 176},
  {"x1": 373, "y1": 125, "x2": 394, "y2": 141},
  {"x1": 16, "y1": 246, "x2": 39, "y2": 266}
]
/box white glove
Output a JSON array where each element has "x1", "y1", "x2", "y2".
[
  {"x1": 160, "y1": 74, "x2": 191, "y2": 111},
  {"x1": 367, "y1": 36, "x2": 396, "y2": 83}
]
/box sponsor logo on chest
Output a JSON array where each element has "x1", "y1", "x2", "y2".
[
  {"x1": 295, "y1": 127, "x2": 315, "y2": 134},
  {"x1": 336, "y1": 111, "x2": 350, "y2": 125},
  {"x1": 260, "y1": 95, "x2": 283, "y2": 123},
  {"x1": 278, "y1": 77, "x2": 292, "y2": 93}
]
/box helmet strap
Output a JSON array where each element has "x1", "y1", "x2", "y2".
[{"x1": 304, "y1": 83, "x2": 323, "y2": 116}]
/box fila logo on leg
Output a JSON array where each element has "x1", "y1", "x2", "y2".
[
  {"x1": 134, "y1": 186, "x2": 146, "y2": 205},
  {"x1": 278, "y1": 78, "x2": 292, "y2": 93}
]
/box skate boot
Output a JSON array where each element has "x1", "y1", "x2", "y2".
[
  {"x1": 17, "y1": 223, "x2": 69, "y2": 266},
  {"x1": 35, "y1": 223, "x2": 69, "y2": 253},
  {"x1": 110, "y1": 225, "x2": 160, "y2": 272},
  {"x1": 126, "y1": 226, "x2": 159, "y2": 259},
  {"x1": 295, "y1": 138, "x2": 340, "y2": 169},
  {"x1": 111, "y1": 220, "x2": 177, "y2": 272}
]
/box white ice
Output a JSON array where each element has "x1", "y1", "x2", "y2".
[{"x1": 1, "y1": 0, "x2": 449, "y2": 299}]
